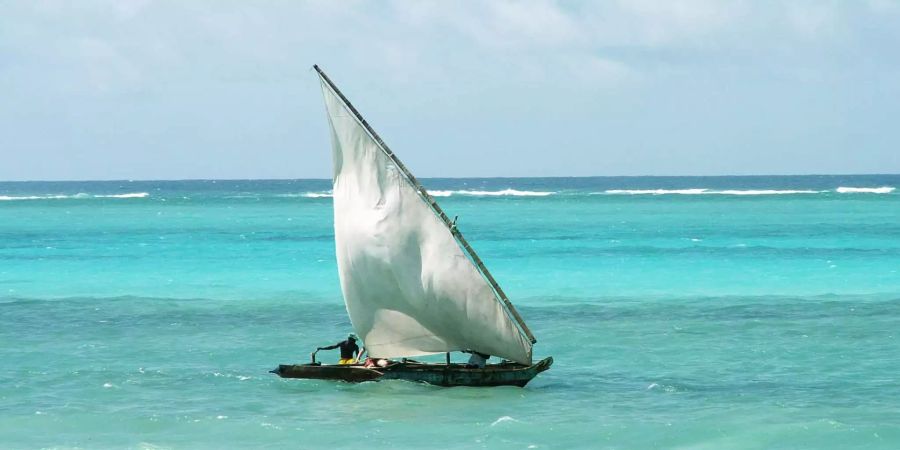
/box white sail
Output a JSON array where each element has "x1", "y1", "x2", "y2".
[{"x1": 318, "y1": 72, "x2": 533, "y2": 365}]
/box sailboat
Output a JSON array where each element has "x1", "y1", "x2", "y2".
[{"x1": 271, "y1": 65, "x2": 553, "y2": 387}]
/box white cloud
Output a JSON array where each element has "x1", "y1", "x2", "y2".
[
  {"x1": 7, "y1": 0, "x2": 895, "y2": 96},
  {"x1": 785, "y1": 1, "x2": 842, "y2": 40},
  {"x1": 111, "y1": 0, "x2": 152, "y2": 20},
  {"x1": 867, "y1": 0, "x2": 900, "y2": 14},
  {"x1": 464, "y1": 1, "x2": 585, "y2": 49},
  {"x1": 590, "y1": 0, "x2": 746, "y2": 48},
  {"x1": 2, "y1": 1, "x2": 899, "y2": 179}
]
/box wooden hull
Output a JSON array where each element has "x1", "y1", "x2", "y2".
[{"x1": 272, "y1": 356, "x2": 553, "y2": 387}]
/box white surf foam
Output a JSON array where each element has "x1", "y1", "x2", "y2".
[
  {"x1": 490, "y1": 416, "x2": 519, "y2": 427},
  {"x1": 94, "y1": 192, "x2": 150, "y2": 198},
  {"x1": 713, "y1": 189, "x2": 820, "y2": 195},
  {"x1": 302, "y1": 192, "x2": 333, "y2": 198},
  {"x1": 0, "y1": 192, "x2": 148, "y2": 201},
  {"x1": 602, "y1": 189, "x2": 821, "y2": 196},
  {"x1": 276, "y1": 192, "x2": 333, "y2": 198},
  {"x1": 418, "y1": 189, "x2": 555, "y2": 197},
  {"x1": 452, "y1": 189, "x2": 555, "y2": 197},
  {"x1": 835, "y1": 186, "x2": 895, "y2": 194},
  {"x1": 0, "y1": 195, "x2": 62, "y2": 201},
  {"x1": 604, "y1": 189, "x2": 708, "y2": 195}
]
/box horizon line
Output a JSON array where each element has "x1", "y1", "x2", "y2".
[{"x1": 2, "y1": 173, "x2": 899, "y2": 183}]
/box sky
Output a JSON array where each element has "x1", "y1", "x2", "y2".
[{"x1": 1, "y1": 0, "x2": 899, "y2": 181}]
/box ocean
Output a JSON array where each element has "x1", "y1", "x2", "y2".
[{"x1": 1, "y1": 175, "x2": 898, "y2": 449}]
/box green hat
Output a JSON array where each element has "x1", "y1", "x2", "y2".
[{"x1": 348, "y1": 333, "x2": 358, "y2": 340}]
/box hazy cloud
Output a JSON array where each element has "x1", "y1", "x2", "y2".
[{"x1": 1, "y1": 1, "x2": 898, "y2": 179}]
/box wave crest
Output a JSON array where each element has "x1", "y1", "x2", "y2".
[
  {"x1": 0, "y1": 192, "x2": 149, "y2": 201},
  {"x1": 714, "y1": 189, "x2": 821, "y2": 195},
  {"x1": 429, "y1": 189, "x2": 555, "y2": 197},
  {"x1": 94, "y1": 192, "x2": 149, "y2": 199},
  {"x1": 836, "y1": 186, "x2": 895, "y2": 194},
  {"x1": 602, "y1": 189, "x2": 821, "y2": 196},
  {"x1": 275, "y1": 192, "x2": 333, "y2": 198},
  {"x1": 604, "y1": 189, "x2": 707, "y2": 195}
]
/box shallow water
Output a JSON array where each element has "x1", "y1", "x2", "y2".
[{"x1": 1, "y1": 175, "x2": 898, "y2": 448}]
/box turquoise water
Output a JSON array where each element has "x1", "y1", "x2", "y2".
[{"x1": 1, "y1": 175, "x2": 898, "y2": 449}]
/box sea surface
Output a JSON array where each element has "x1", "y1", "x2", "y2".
[{"x1": 1, "y1": 175, "x2": 898, "y2": 449}]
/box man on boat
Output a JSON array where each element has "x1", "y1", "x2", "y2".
[
  {"x1": 318, "y1": 333, "x2": 361, "y2": 364},
  {"x1": 465, "y1": 351, "x2": 490, "y2": 369}
]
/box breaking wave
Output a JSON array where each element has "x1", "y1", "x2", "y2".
[
  {"x1": 714, "y1": 189, "x2": 822, "y2": 195},
  {"x1": 0, "y1": 192, "x2": 149, "y2": 201},
  {"x1": 93, "y1": 193, "x2": 150, "y2": 199},
  {"x1": 429, "y1": 189, "x2": 555, "y2": 197},
  {"x1": 300, "y1": 192, "x2": 333, "y2": 198},
  {"x1": 8, "y1": 186, "x2": 889, "y2": 202},
  {"x1": 601, "y1": 189, "x2": 821, "y2": 196},
  {"x1": 274, "y1": 192, "x2": 333, "y2": 198},
  {"x1": 604, "y1": 189, "x2": 707, "y2": 195},
  {"x1": 207, "y1": 187, "x2": 900, "y2": 200},
  {"x1": 836, "y1": 186, "x2": 895, "y2": 194}
]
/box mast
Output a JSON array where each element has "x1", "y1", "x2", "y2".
[{"x1": 314, "y1": 64, "x2": 536, "y2": 345}]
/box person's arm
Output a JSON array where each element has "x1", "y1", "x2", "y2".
[
  {"x1": 318, "y1": 342, "x2": 340, "y2": 351},
  {"x1": 355, "y1": 347, "x2": 366, "y2": 362}
]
